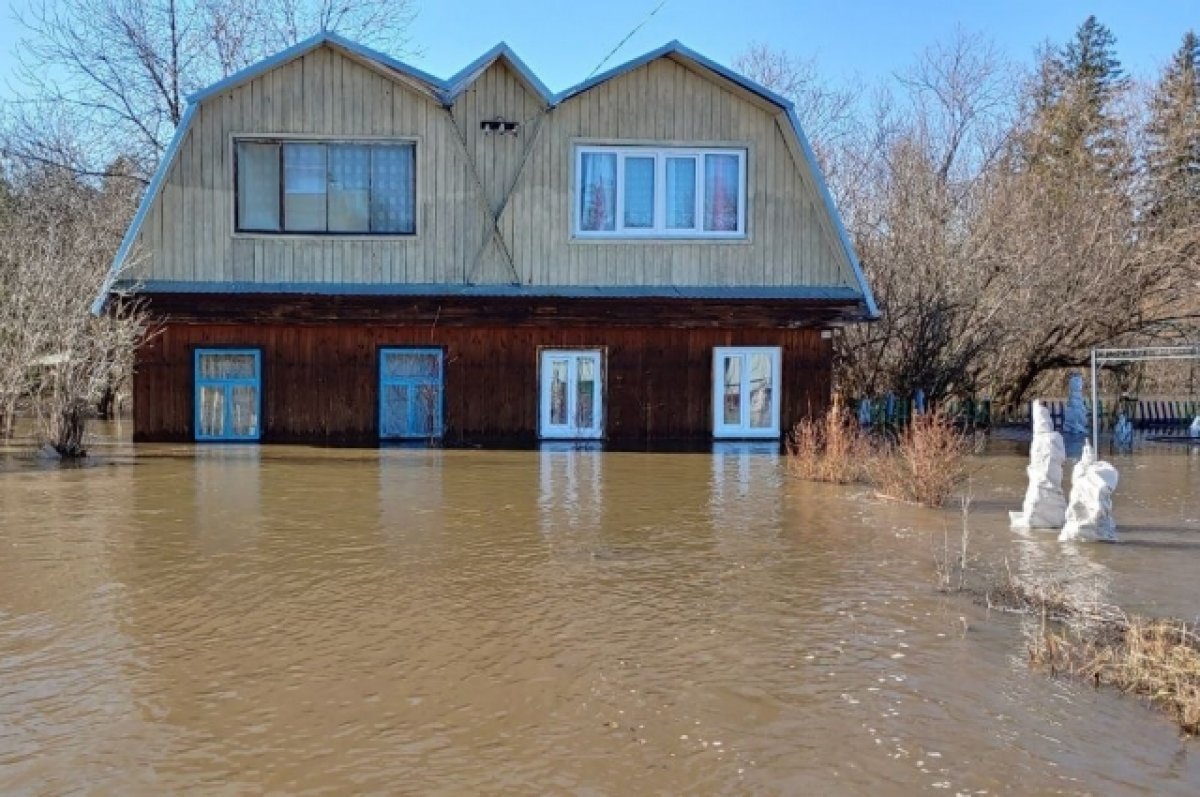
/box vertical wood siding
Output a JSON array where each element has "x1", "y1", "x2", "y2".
[
  {"x1": 135, "y1": 323, "x2": 832, "y2": 445},
  {"x1": 126, "y1": 45, "x2": 858, "y2": 291}
]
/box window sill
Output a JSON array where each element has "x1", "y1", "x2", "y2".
[
  {"x1": 569, "y1": 234, "x2": 752, "y2": 246},
  {"x1": 231, "y1": 232, "x2": 421, "y2": 243}
]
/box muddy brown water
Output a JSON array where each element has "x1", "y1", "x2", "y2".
[{"x1": 1, "y1": 426, "x2": 1198, "y2": 795}]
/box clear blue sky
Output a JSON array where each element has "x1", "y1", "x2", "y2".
[
  {"x1": 0, "y1": 0, "x2": 1196, "y2": 96},
  {"x1": 406, "y1": 0, "x2": 1197, "y2": 89}
]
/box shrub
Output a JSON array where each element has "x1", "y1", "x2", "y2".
[
  {"x1": 870, "y1": 412, "x2": 976, "y2": 507},
  {"x1": 786, "y1": 396, "x2": 869, "y2": 484}
]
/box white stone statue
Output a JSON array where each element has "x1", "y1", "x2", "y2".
[
  {"x1": 1010, "y1": 401, "x2": 1069, "y2": 530},
  {"x1": 1063, "y1": 372, "x2": 1088, "y2": 435},
  {"x1": 1059, "y1": 442, "x2": 1119, "y2": 542},
  {"x1": 1190, "y1": 416, "x2": 1200, "y2": 438},
  {"x1": 1113, "y1": 412, "x2": 1133, "y2": 448}
]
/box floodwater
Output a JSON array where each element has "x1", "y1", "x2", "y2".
[{"x1": 1, "y1": 427, "x2": 1198, "y2": 795}]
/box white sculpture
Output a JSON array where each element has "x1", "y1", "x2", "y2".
[
  {"x1": 1059, "y1": 442, "x2": 1120, "y2": 542},
  {"x1": 1113, "y1": 412, "x2": 1133, "y2": 448},
  {"x1": 1063, "y1": 372, "x2": 1087, "y2": 434},
  {"x1": 1190, "y1": 416, "x2": 1200, "y2": 438},
  {"x1": 1010, "y1": 401, "x2": 1069, "y2": 530}
]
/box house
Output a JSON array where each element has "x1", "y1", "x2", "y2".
[{"x1": 92, "y1": 33, "x2": 877, "y2": 446}]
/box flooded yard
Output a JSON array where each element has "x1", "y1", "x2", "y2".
[{"x1": 1, "y1": 429, "x2": 1198, "y2": 794}]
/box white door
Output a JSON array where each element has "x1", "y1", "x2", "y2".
[
  {"x1": 539, "y1": 350, "x2": 604, "y2": 439},
  {"x1": 713, "y1": 347, "x2": 782, "y2": 438}
]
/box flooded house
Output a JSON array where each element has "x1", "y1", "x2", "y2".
[{"x1": 92, "y1": 33, "x2": 877, "y2": 445}]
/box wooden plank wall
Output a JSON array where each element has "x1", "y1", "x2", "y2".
[
  {"x1": 128, "y1": 44, "x2": 859, "y2": 292},
  {"x1": 135, "y1": 323, "x2": 832, "y2": 445}
]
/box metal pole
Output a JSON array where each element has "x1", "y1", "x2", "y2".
[{"x1": 1091, "y1": 349, "x2": 1099, "y2": 453}]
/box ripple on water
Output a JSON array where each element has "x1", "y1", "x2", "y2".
[{"x1": 0, "y1": 437, "x2": 1197, "y2": 794}]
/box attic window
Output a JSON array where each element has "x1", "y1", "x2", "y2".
[
  {"x1": 574, "y1": 145, "x2": 746, "y2": 238},
  {"x1": 235, "y1": 138, "x2": 416, "y2": 236},
  {"x1": 480, "y1": 116, "x2": 520, "y2": 135}
]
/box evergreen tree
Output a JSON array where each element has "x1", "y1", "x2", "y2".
[
  {"x1": 1146, "y1": 31, "x2": 1200, "y2": 228},
  {"x1": 1025, "y1": 16, "x2": 1130, "y2": 175}
]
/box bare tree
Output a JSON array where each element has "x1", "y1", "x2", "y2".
[
  {"x1": 0, "y1": 162, "x2": 149, "y2": 456},
  {"x1": 4, "y1": 0, "x2": 417, "y2": 180},
  {"x1": 734, "y1": 43, "x2": 862, "y2": 188}
]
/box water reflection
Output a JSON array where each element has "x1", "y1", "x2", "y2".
[
  {"x1": 0, "y1": 440, "x2": 1198, "y2": 794},
  {"x1": 538, "y1": 443, "x2": 603, "y2": 536},
  {"x1": 194, "y1": 445, "x2": 261, "y2": 551}
]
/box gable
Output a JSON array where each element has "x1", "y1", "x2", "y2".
[{"x1": 95, "y1": 37, "x2": 876, "y2": 320}]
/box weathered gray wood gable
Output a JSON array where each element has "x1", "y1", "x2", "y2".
[{"x1": 97, "y1": 33, "x2": 875, "y2": 316}]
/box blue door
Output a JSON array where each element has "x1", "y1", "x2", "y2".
[
  {"x1": 194, "y1": 349, "x2": 262, "y2": 441},
  {"x1": 380, "y1": 348, "x2": 444, "y2": 440}
]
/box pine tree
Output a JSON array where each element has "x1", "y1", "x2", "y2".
[
  {"x1": 1025, "y1": 16, "x2": 1130, "y2": 176},
  {"x1": 1146, "y1": 31, "x2": 1200, "y2": 229}
]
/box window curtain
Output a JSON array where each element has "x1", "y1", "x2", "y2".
[
  {"x1": 704, "y1": 154, "x2": 740, "y2": 232},
  {"x1": 579, "y1": 153, "x2": 616, "y2": 231},
  {"x1": 371, "y1": 145, "x2": 415, "y2": 234}
]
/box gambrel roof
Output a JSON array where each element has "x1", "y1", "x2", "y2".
[{"x1": 94, "y1": 33, "x2": 877, "y2": 319}]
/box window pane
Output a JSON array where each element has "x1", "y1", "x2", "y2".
[
  {"x1": 623, "y1": 156, "x2": 655, "y2": 229},
  {"x1": 549, "y1": 359, "x2": 569, "y2": 425},
  {"x1": 381, "y1": 384, "x2": 409, "y2": 437},
  {"x1": 383, "y1": 351, "x2": 439, "y2": 379},
  {"x1": 704, "y1": 153, "x2": 740, "y2": 232},
  {"x1": 199, "y1": 353, "x2": 257, "y2": 380},
  {"x1": 237, "y1": 142, "x2": 280, "y2": 231},
  {"x1": 723, "y1": 356, "x2": 741, "y2": 426},
  {"x1": 749, "y1": 353, "x2": 774, "y2": 428},
  {"x1": 576, "y1": 358, "x2": 595, "y2": 428},
  {"x1": 230, "y1": 385, "x2": 260, "y2": 437},
  {"x1": 371, "y1": 144, "x2": 415, "y2": 234},
  {"x1": 665, "y1": 157, "x2": 696, "y2": 229},
  {"x1": 411, "y1": 384, "x2": 441, "y2": 437},
  {"x1": 198, "y1": 386, "x2": 225, "y2": 437},
  {"x1": 579, "y1": 152, "x2": 616, "y2": 232},
  {"x1": 329, "y1": 145, "x2": 370, "y2": 232},
  {"x1": 283, "y1": 143, "x2": 327, "y2": 231}
]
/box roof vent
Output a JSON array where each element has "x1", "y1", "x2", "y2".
[{"x1": 480, "y1": 115, "x2": 520, "y2": 136}]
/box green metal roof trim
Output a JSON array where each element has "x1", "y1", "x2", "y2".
[{"x1": 92, "y1": 35, "x2": 878, "y2": 319}]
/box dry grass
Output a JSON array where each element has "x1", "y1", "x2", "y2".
[
  {"x1": 785, "y1": 395, "x2": 869, "y2": 484},
  {"x1": 871, "y1": 413, "x2": 978, "y2": 507},
  {"x1": 1033, "y1": 617, "x2": 1200, "y2": 736},
  {"x1": 957, "y1": 565, "x2": 1200, "y2": 737}
]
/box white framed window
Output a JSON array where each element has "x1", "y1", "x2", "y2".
[
  {"x1": 574, "y1": 145, "x2": 746, "y2": 238},
  {"x1": 713, "y1": 347, "x2": 781, "y2": 438},
  {"x1": 539, "y1": 349, "x2": 604, "y2": 439},
  {"x1": 235, "y1": 139, "x2": 416, "y2": 235}
]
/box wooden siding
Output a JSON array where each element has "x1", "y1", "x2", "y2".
[
  {"x1": 134, "y1": 322, "x2": 832, "y2": 445},
  {"x1": 127, "y1": 44, "x2": 858, "y2": 292}
]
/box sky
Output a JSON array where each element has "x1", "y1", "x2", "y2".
[{"x1": 0, "y1": 0, "x2": 1196, "y2": 98}]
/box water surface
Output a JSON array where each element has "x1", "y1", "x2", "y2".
[{"x1": 1, "y1": 429, "x2": 1198, "y2": 794}]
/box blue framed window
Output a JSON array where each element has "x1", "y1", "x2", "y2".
[
  {"x1": 380, "y1": 348, "x2": 444, "y2": 440},
  {"x1": 194, "y1": 349, "x2": 262, "y2": 441}
]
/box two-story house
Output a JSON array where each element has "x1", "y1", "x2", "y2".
[{"x1": 92, "y1": 32, "x2": 877, "y2": 446}]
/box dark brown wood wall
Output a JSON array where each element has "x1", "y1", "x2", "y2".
[{"x1": 134, "y1": 323, "x2": 832, "y2": 445}]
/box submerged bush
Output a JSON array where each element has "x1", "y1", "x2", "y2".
[
  {"x1": 787, "y1": 405, "x2": 976, "y2": 508},
  {"x1": 786, "y1": 396, "x2": 869, "y2": 484},
  {"x1": 870, "y1": 413, "x2": 977, "y2": 508}
]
